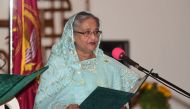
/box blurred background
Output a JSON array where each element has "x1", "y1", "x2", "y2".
[{"x1": 0, "y1": 0, "x2": 190, "y2": 109}]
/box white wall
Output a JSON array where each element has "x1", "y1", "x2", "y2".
[
  {"x1": 0, "y1": 0, "x2": 9, "y2": 73},
  {"x1": 90, "y1": 0, "x2": 190, "y2": 109},
  {"x1": 0, "y1": 0, "x2": 189, "y2": 108},
  {"x1": 0, "y1": 0, "x2": 9, "y2": 51}
]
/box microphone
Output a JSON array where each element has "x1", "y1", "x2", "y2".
[
  {"x1": 112, "y1": 47, "x2": 190, "y2": 98},
  {"x1": 112, "y1": 47, "x2": 145, "y2": 71}
]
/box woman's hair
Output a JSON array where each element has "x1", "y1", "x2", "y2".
[{"x1": 73, "y1": 11, "x2": 100, "y2": 31}]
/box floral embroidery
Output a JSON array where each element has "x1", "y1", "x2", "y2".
[{"x1": 80, "y1": 59, "x2": 97, "y2": 72}]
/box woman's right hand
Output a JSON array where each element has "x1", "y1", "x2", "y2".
[{"x1": 66, "y1": 104, "x2": 80, "y2": 109}]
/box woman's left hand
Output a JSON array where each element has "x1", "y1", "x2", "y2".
[
  {"x1": 66, "y1": 104, "x2": 80, "y2": 109},
  {"x1": 121, "y1": 106, "x2": 127, "y2": 109}
]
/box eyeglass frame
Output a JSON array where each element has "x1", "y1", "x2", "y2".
[{"x1": 74, "y1": 30, "x2": 102, "y2": 38}]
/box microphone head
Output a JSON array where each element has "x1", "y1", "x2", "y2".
[{"x1": 112, "y1": 47, "x2": 125, "y2": 60}]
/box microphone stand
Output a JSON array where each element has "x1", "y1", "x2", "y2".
[{"x1": 130, "y1": 62, "x2": 190, "y2": 98}]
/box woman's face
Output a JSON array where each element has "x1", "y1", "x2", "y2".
[{"x1": 74, "y1": 18, "x2": 100, "y2": 54}]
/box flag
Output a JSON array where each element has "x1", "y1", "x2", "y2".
[{"x1": 12, "y1": 0, "x2": 43, "y2": 109}]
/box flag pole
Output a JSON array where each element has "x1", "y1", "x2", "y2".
[{"x1": 9, "y1": 0, "x2": 13, "y2": 74}]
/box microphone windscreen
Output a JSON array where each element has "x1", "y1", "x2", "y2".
[{"x1": 112, "y1": 48, "x2": 125, "y2": 60}]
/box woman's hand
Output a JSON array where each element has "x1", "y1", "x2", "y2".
[
  {"x1": 121, "y1": 106, "x2": 128, "y2": 109},
  {"x1": 66, "y1": 104, "x2": 80, "y2": 109}
]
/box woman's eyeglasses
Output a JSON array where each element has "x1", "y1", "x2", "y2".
[{"x1": 74, "y1": 30, "x2": 102, "y2": 38}]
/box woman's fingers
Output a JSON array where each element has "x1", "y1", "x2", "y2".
[{"x1": 66, "y1": 104, "x2": 80, "y2": 109}]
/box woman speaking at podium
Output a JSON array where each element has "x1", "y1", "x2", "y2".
[{"x1": 34, "y1": 11, "x2": 140, "y2": 109}]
